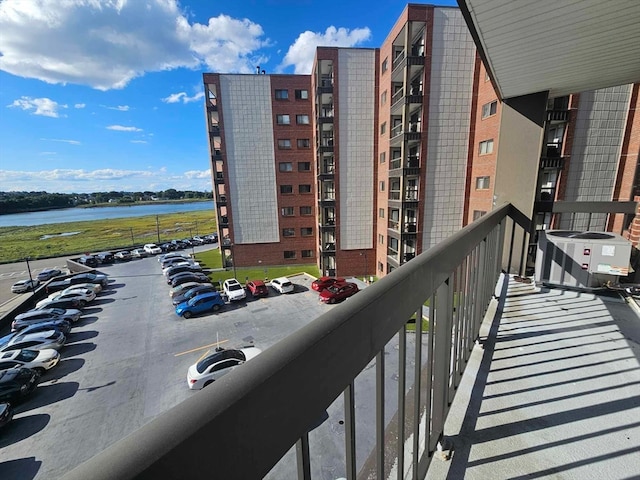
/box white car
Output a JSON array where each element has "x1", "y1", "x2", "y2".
[
  {"x1": 143, "y1": 243, "x2": 162, "y2": 255},
  {"x1": 0, "y1": 348, "x2": 60, "y2": 373},
  {"x1": 186, "y1": 346, "x2": 262, "y2": 389},
  {"x1": 131, "y1": 248, "x2": 148, "y2": 258},
  {"x1": 271, "y1": 277, "x2": 295, "y2": 294},
  {"x1": 37, "y1": 289, "x2": 95, "y2": 309},
  {"x1": 0, "y1": 329, "x2": 66, "y2": 352},
  {"x1": 61, "y1": 283, "x2": 102, "y2": 295},
  {"x1": 223, "y1": 278, "x2": 246, "y2": 301},
  {"x1": 11, "y1": 279, "x2": 40, "y2": 293},
  {"x1": 159, "y1": 252, "x2": 190, "y2": 263}
]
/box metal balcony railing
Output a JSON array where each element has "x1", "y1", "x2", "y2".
[{"x1": 62, "y1": 203, "x2": 531, "y2": 480}]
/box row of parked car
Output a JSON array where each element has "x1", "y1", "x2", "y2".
[
  {"x1": 311, "y1": 276, "x2": 360, "y2": 303},
  {"x1": 0, "y1": 270, "x2": 110, "y2": 428}
]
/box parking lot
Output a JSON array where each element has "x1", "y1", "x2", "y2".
[{"x1": 0, "y1": 252, "x2": 423, "y2": 479}]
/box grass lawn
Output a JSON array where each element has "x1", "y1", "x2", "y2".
[{"x1": 406, "y1": 316, "x2": 430, "y2": 332}]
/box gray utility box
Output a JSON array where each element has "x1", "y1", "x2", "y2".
[{"x1": 535, "y1": 230, "x2": 631, "y2": 289}]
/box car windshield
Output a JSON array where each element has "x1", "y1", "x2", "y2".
[
  {"x1": 228, "y1": 284, "x2": 242, "y2": 291},
  {"x1": 15, "y1": 350, "x2": 39, "y2": 362},
  {"x1": 326, "y1": 285, "x2": 340, "y2": 293},
  {"x1": 282, "y1": 281, "x2": 292, "y2": 287}
]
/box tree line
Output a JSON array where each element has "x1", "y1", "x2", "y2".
[{"x1": 0, "y1": 190, "x2": 213, "y2": 215}]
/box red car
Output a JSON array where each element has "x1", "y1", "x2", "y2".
[
  {"x1": 246, "y1": 280, "x2": 269, "y2": 297},
  {"x1": 311, "y1": 276, "x2": 345, "y2": 292},
  {"x1": 319, "y1": 282, "x2": 359, "y2": 304}
]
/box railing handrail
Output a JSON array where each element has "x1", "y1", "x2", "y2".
[{"x1": 62, "y1": 203, "x2": 528, "y2": 480}]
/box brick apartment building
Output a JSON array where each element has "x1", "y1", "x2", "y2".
[{"x1": 203, "y1": 3, "x2": 640, "y2": 279}]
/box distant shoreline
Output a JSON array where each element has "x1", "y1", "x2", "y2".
[{"x1": 0, "y1": 198, "x2": 212, "y2": 215}]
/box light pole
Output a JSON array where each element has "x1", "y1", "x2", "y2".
[
  {"x1": 25, "y1": 257, "x2": 35, "y2": 293},
  {"x1": 130, "y1": 227, "x2": 135, "y2": 246}
]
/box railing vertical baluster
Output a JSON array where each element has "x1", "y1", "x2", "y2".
[
  {"x1": 396, "y1": 326, "x2": 406, "y2": 479},
  {"x1": 507, "y1": 219, "x2": 516, "y2": 273},
  {"x1": 411, "y1": 303, "x2": 421, "y2": 478},
  {"x1": 344, "y1": 383, "x2": 356, "y2": 480},
  {"x1": 452, "y1": 263, "x2": 462, "y2": 388},
  {"x1": 471, "y1": 245, "x2": 481, "y2": 339},
  {"x1": 376, "y1": 349, "x2": 385, "y2": 479},
  {"x1": 296, "y1": 434, "x2": 311, "y2": 480},
  {"x1": 587, "y1": 212, "x2": 593, "y2": 230},
  {"x1": 459, "y1": 256, "x2": 471, "y2": 361},
  {"x1": 519, "y1": 229, "x2": 528, "y2": 277},
  {"x1": 431, "y1": 280, "x2": 452, "y2": 452},
  {"x1": 424, "y1": 294, "x2": 435, "y2": 457}
]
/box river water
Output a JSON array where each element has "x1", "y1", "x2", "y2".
[{"x1": 0, "y1": 201, "x2": 215, "y2": 227}]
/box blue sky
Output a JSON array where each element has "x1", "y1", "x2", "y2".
[{"x1": 0, "y1": 0, "x2": 456, "y2": 194}]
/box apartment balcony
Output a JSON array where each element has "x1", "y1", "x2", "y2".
[
  {"x1": 209, "y1": 125, "x2": 220, "y2": 137},
  {"x1": 403, "y1": 222, "x2": 418, "y2": 235},
  {"x1": 213, "y1": 172, "x2": 225, "y2": 184},
  {"x1": 317, "y1": 163, "x2": 335, "y2": 179},
  {"x1": 539, "y1": 157, "x2": 565, "y2": 170},
  {"x1": 211, "y1": 149, "x2": 222, "y2": 161},
  {"x1": 319, "y1": 194, "x2": 336, "y2": 206},
  {"x1": 317, "y1": 77, "x2": 333, "y2": 95},
  {"x1": 216, "y1": 194, "x2": 227, "y2": 205},
  {"x1": 546, "y1": 109, "x2": 569, "y2": 122},
  {"x1": 62, "y1": 202, "x2": 640, "y2": 480}
]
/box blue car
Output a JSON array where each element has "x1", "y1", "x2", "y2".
[{"x1": 175, "y1": 292, "x2": 225, "y2": 318}]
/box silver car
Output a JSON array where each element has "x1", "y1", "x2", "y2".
[
  {"x1": 12, "y1": 308, "x2": 82, "y2": 332},
  {"x1": 0, "y1": 329, "x2": 66, "y2": 352}
]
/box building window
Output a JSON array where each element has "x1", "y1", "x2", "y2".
[
  {"x1": 278, "y1": 139, "x2": 292, "y2": 149},
  {"x1": 298, "y1": 162, "x2": 311, "y2": 172},
  {"x1": 380, "y1": 122, "x2": 386, "y2": 135},
  {"x1": 296, "y1": 114, "x2": 310, "y2": 125},
  {"x1": 379, "y1": 208, "x2": 384, "y2": 218},
  {"x1": 475, "y1": 176, "x2": 490, "y2": 189},
  {"x1": 280, "y1": 185, "x2": 293, "y2": 194},
  {"x1": 300, "y1": 206, "x2": 312, "y2": 215},
  {"x1": 279, "y1": 162, "x2": 293, "y2": 172},
  {"x1": 378, "y1": 233, "x2": 384, "y2": 244},
  {"x1": 482, "y1": 100, "x2": 498, "y2": 119},
  {"x1": 297, "y1": 138, "x2": 311, "y2": 148},
  {"x1": 378, "y1": 261, "x2": 384, "y2": 272},
  {"x1": 276, "y1": 114, "x2": 290, "y2": 125},
  {"x1": 473, "y1": 210, "x2": 487, "y2": 220},
  {"x1": 479, "y1": 139, "x2": 494, "y2": 155},
  {"x1": 299, "y1": 184, "x2": 312, "y2": 194},
  {"x1": 379, "y1": 181, "x2": 385, "y2": 191},
  {"x1": 283, "y1": 228, "x2": 295, "y2": 237},
  {"x1": 275, "y1": 89, "x2": 288, "y2": 100},
  {"x1": 301, "y1": 227, "x2": 313, "y2": 236},
  {"x1": 380, "y1": 152, "x2": 386, "y2": 163},
  {"x1": 295, "y1": 89, "x2": 309, "y2": 100},
  {"x1": 381, "y1": 90, "x2": 387, "y2": 105},
  {"x1": 382, "y1": 57, "x2": 388, "y2": 73},
  {"x1": 284, "y1": 251, "x2": 296, "y2": 259},
  {"x1": 281, "y1": 207, "x2": 295, "y2": 216},
  {"x1": 301, "y1": 249, "x2": 313, "y2": 258}
]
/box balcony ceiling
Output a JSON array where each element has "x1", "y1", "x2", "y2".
[{"x1": 458, "y1": 0, "x2": 640, "y2": 99}]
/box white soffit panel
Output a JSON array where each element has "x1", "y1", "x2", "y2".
[{"x1": 459, "y1": 0, "x2": 640, "y2": 99}]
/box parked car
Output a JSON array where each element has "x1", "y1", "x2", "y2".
[
  {"x1": 169, "y1": 281, "x2": 201, "y2": 298},
  {"x1": 114, "y1": 251, "x2": 132, "y2": 261},
  {"x1": 175, "y1": 292, "x2": 225, "y2": 319},
  {"x1": 246, "y1": 280, "x2": 269, "y2": 298},
  {"x1": 130, "y1": 248, "x2": 148, "y2": 258},
  {"x1": 60, "y1": 283, "x2": 102, "y2": 295},
  {"x1": 0, "y1": 329, "x2": 66, "y2": 353},
  {"x1": 0, "y1": 348, "x2": 60, "y2": 374},
  {"x1": 11, "y1": 279, "x2": 40, "y2": 293},
  {"x1": 159, "y1": 243, "x2": 176, "y2": 252},
  {"x1": 172, "y1": 284, "x2": 217, "y2": 306},
  {"x1": 0, "y1": 368, "x2": 40, "y2": 403},
  {"x1": 77, "y1": 255, "x2": 99, "y2": 267},
  {"x1": 143, "y1": 243, "x2": 162, "y2": 255},
  {"x1": 18, "y1": 319, "x2": 73, "y2": 336},
  {"x1": 161, "y1": 258, "x2": 195, "y2": 270},
  {"x1": 45, "y1": 279, "x2": 72, "y2": 294},
  {"x1": 96, "y1": 252, "x2": 115, "y2": 264},
  {"x1": 170, "y1": 239, "x2": 188, "y2": 250},
  {"x1": 271, "y1": 277, "x2": 295, "y2": 294},
  {"x1": 311, "y1": 276, "x2": 345, "y2": 292},
  {"x1": 191, "y1": 236, "x2": 205, "y2": 245},
  {"x1": 223, "y1": 278, "x2": 246, "y2": 301},
  {"x1": 0, "y1": 402, "x2": 13, "y2": 429},
  {"x1": 164, "y1": 264, "x2": 202, "y2": 279},
  {"x1": 37, "y1": 288, "x2": 95, "y2": 309},
  {"x1": 12, "y1": 308, "x2": 81, "y2": 331},
  {"x1": 204, "y1": 233, "x2": 218, "y2": 243},
  {"x1": 170, "y1": 273, "x2": 210, "y2": 288},
  {"x1": 159, "y1": 252, "x2": 190, "y2": 263},
  {"x1": 68, "y1": 272, "x2": 108, "y2": 287},
  {"x1": 186, "y1": 346, "x2": 262, "y2": 389},
  {"x1": 34, "y1": 297, "x2": 84, "y2": 311},
  {"x1": 319, "y1": 281, "x2": 359, "y2": 304},
  {"x1": 37, "y1": 268, "x2": 63, "y2": 281}
]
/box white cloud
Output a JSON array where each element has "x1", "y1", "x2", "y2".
[
  {"x1": 131, "y1": 140, "x2": 148, "y2": 144},
  {"x1": 8, "y1": 96, "x2": 68, "y2": 117},
  {"x1": 40, "y1": 138, "x2": 81, "y2": 145},
  {"x1": 0, "y1": 0, "x2": 270, "y2": 90},
  {"x1": 107, "y1": 125, "x2": 143, "y2": 132},
  {"x1": 280, "y1": 26, "x2": 372, "y2": 74},
  {"x1": 39, "y1": 151, "x2": 57, "y2": 155},
  {"x1": 74, "y1": 103, "x2": 86, "y2": 109},
  {"x1": 104, "y1": 105, "x2": 130, "y2": 111},
  {"x1": 162, "y1": 91, "x2": 204, "y2": 104},
  {"x1": 0, "y1": 168, "x2": 214, "y2": 193}
]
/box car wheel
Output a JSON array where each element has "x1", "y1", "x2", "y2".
[
  {"x1": 182, "y1": 311, "x2": 192, "y2": 319},
  {"x1": 203, "y1": 380, "x2": 213, "y2": 388},
  {"x1": 33, "y1": 367, "x2": 46, "y2": 375},
  {"x1": 329, "y1": 298, "x2": 336, "y2": 304},
  {"x1": 77, "y1": 300, "x2": 86, "y2": 308},
  {"x1": 212, "y1": 304, "x2": 221, "y2": 312}
]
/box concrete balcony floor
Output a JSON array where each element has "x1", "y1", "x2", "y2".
[{"x1": 427, "y1": 275, "x2": 640, "y2": 480}]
